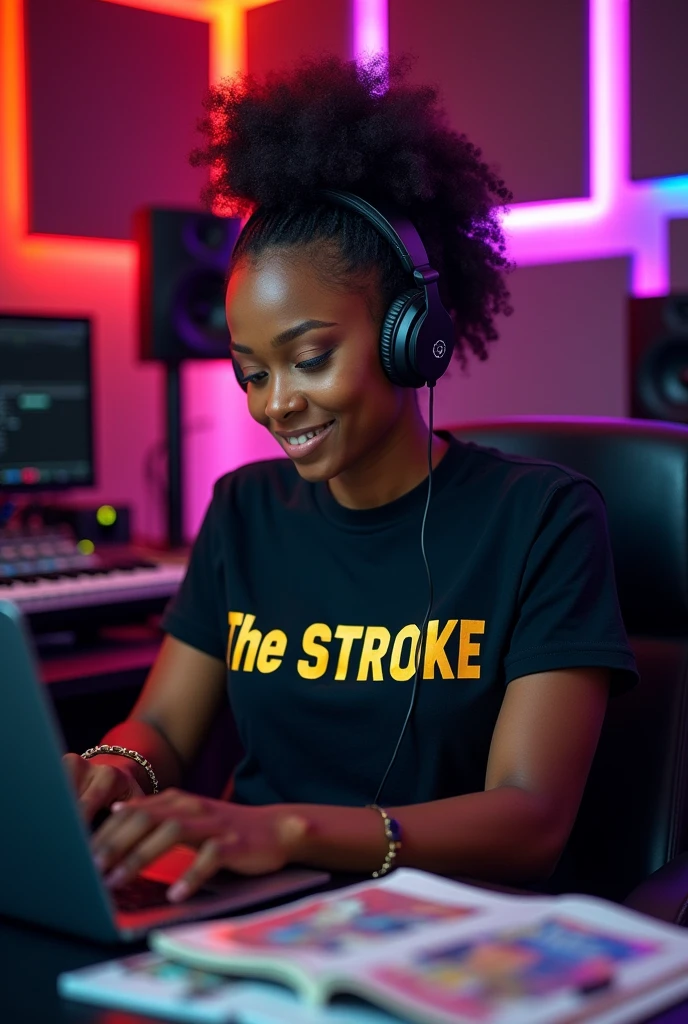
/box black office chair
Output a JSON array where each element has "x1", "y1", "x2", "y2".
[{"x1": 449, "y1": 417, "x2": 688, "y2": 922}]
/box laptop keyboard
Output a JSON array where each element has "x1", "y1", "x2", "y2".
[{"x1": 111, "y1": 875, "x2": 216, "y2": 912}]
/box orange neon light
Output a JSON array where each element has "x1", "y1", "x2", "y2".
[{"x1": 0, "y1": 0, "x2": 279, "y2": 271}]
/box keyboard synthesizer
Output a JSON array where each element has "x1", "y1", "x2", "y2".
[{"x1": 0, "y1": 532, "x2": 186, "y2": 632}]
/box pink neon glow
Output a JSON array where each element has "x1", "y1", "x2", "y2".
[
  {"x1": 500, "y1": 0, "x2": 688, "y2": 294},
  {"x1": 358, "y1": 0, "x2": 688, "y2": 294},
  {"x1": 6, "y1": 0, "x2": 688, "y2": 542},
  {"x1": 0, "y1": 0, "x2": 285, "y2": 541},
  {"x1": 590, "y1": 0, "x2": 626, "y2": 204},
  {"x1": 506, "y1": 0, "x2": 618, "y2": 235},
  {"x1": 352, "y1": 0, "x2": 388, "y2": 60}
]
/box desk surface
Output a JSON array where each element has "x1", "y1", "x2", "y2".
[
  {"x1": 37, "y1": 622, "x2": 162, "y2": 699},
  {"x1": 3, "y1": 913, "x2": 688, "y2": 1024},
  {"x1": 18, "y1": 635, "x2": 688, "y2": 1022}
]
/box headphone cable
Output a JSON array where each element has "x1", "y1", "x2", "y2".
[{"x1": 372, "y1": 381, "x2": 436, "y2": 805}]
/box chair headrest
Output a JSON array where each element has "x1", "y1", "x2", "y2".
[{"x1": 448, "y1": 417, "x2": 688, "y2": 638}]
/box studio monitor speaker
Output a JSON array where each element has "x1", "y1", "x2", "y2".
[
  {"x1": 629, "y1": 295, "x2": 688, "y2": 423},
  {"x1": 135, "y1": 207, "x2": 242, "y2": 363}
]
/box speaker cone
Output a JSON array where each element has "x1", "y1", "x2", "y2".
[
  {"x1": 183, "y1": 214, "x2": 235, "y2": 261},
  {"x1": 636, "y1": 336, "x2": 688, "y2": 423},
  {"x1": 173, "y1": 268, "x2": 229, "y2": 357},
  {"x1": 661, "y1": 295, "x2": 688, "y2": 336}
]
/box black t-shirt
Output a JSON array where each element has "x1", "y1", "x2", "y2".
[{"x1": 162, "y1": 433, "x2": 638, "y2": 808}]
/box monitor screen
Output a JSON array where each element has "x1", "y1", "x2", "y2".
[{"x1": 0, "y1": 314, "x2": 94, "y2": 491}]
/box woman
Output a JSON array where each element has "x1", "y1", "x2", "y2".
[{"x1": 65, "y1": 56, "x2": 637, "y2": 903}]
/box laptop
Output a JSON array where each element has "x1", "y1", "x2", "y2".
[{"x1": 0, "y1": 600, "x2": 330, "y2": 942}]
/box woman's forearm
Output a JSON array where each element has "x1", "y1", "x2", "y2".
[
  {"x1": 286, "y1": 786, "x2": 565, "y2": 883},
  {"x1": 97, "y1": 716, "x2": 185, "y2": 792}
]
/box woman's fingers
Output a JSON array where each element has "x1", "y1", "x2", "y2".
[
  {"x1": 92, "y1": 806, "x2": 159, "y2": 874},
  {"x1": 89, "y1": 795, "x2": 301, "y2": 897},
  {"x1": 113, "y1": 788, "x2": 207, "y2": 817},
  {"x1": 63, "y1": 753, "x2": 147, "y2": 822},
  {"x1": 103, "y1": 818, "x2": 182, "y2": 889},
  {"x1": 167, "y1": 813, "x2": 309, "y2": 900},
  {"x1": 167, "y1": 834, "x2": 240, "y2": 902},
  {"x1": 77, "y1": 777, "x2": 114, "y2": 824},
  {"x1": 92, "y1": 794, "x2": 226, "y2": 881},
  {"x1": 77, "y1": 766, "x2": 128, "y2": 823},
  {"x1": 93, "y1": 790, "x2": 202, "y2": 851}
]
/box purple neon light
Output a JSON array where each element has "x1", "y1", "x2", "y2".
[
  {"x1": 353, "y1": 0, "x2": 388, "y2": 59},
  {"x1": 352, "y1": 0, "x2": 688, "y2": 295},
  {"x1": 174, "y1": 0, "x2": 688, "y2": 539}
]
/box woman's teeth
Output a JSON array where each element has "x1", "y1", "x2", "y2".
[{"x1": 287, "y1": 424, "x2": 330, "y2": 446}]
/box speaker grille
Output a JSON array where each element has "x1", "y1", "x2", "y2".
[
  {"x1": 173, "y1": 268, "x2": 230, "y2": 357},
  {"x1": 136, "y1": 208, "x2": 242, "y2": 363},
  {"x1": 636, "y1": 337, "x2": 688, "y2": 423},
  {"x1": 629, "y1": 295, "x2": 688, "y2": 423}
]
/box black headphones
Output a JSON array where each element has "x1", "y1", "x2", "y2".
[{"x1": 231, "y1": 189, "x2": 455, "y2": 391}]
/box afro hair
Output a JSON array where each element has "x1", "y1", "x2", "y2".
[{"x1": 190, "y1": 54, "x2": 513, "y2": 366}]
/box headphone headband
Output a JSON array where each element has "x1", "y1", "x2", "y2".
[{"x1": 318, "y1": 189, "x2": 431, "y2": 273}]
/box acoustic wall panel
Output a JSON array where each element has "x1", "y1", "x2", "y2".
[
  {"x1": 389, "y1": 0, "x2": 589, "y2": 205},
  {"x1": 630, "y1": 0, "x2": 688, "y2": 182},
  {"x1": 669, "y1": 221, "x2": 688, "y2": 293},
  {"x1": 25, "y1": 0, "x2": 210, "y2": 240},
  {"x1": 432, "y1": 256, "x2": 631, "y2": 427}
]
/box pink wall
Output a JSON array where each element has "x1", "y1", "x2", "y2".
[
  {"x1": 1, "y1": 0, "x2": 687, "y2": 545},
  {"x1": 428, "y1": 257, "x2": 631, "y2": 427}
]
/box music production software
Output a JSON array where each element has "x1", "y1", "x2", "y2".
[
  {"x1": 0, "y1": 315, "x2": 93, "y2": 490},
  {"x1": 0, "y1": 315, "x2": 186, "y2": 627}
]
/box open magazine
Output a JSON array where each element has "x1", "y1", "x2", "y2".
[
  {"x1": 144, "y1": 869, "x2": 688, "y2": 1024},
  {"x1": 59, "y1": 869, "x2": 688, "y2": 1024}
]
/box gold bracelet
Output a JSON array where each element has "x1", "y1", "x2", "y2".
[
  {"x1": 367, "y1": 804, "x2": 403, "y2": 878},
  {"x1": 81, "y1": 744, "x2": 159, "y2": 794}
]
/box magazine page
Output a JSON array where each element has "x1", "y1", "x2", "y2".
[
  {"x1": 341, "y1": 894, "x2": 688, "y2": 1024},
  {"x1": 58, "y1": 947, "x2": 688, "y2": 1024},
  {"x1": 58, "y1": 952, "x2": 274, "y2": 1024},
  {"x1": 58, "y1": 951, "x2": 403, "y2": 1024},
  {"x1": 231, "y1": 976, "x2": 688, "y2": 1024},
  {"x1": 150, "y1": 869, "x2": 538, "y2": 1003}
]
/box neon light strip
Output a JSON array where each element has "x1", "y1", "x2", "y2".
[
  {"x1": 591, "y1": 0, "x2": 625, "y2": 205},
  {"x1": 104, "y1": 0, "x2": 281, "y2": 81},
  {"x1": 355, "y1": 0, "x2": 688, "y2": 295},
  {"x1": 0, "y1": 0, "x2": 132, "y2": 266},
  {"x1": 0, "y1": 0, "x2": 293, "y2": 545},
  {"x1": 495, "y1": 0, "x2": 688, "y2": 292},
  {"x1": 352, "y1": 0, "x2": 388, "y2": 59},
  {"x1": 4, "y1": 1, "x2": 688, "y2": 285},
  {"x1": 0, "y1": 0, "x2": 276, "y2": 264},
  {"x1": 504, "y1": 0, "x2": 613, "y2": 232}
]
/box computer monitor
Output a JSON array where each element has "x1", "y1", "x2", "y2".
[{"x1": 0, "y1": 314, "x2": 94, "y2": 491}]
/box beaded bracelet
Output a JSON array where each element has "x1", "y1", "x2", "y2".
[
  {"x1": 367, "y1": 804, "x2": 403, "y2": 878},
  {"x1": 81, "y1": 744, "x2": 159, "y2": 795}
]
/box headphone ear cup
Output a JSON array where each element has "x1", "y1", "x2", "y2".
[
  {"x1": 379, "y1": 289, "x2": 427, "y2": 387},
  {"x1": 232, "y1": 356, "x2": 248, "y2": 392}
]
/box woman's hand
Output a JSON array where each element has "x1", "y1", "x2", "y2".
[
  {"x1": 90, "y1": 789, "x2": 309, "y2": 902},
  {"x1": 63, "y1": 752, "x2": 147, "y2": 824}
]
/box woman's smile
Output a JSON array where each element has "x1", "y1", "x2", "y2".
[{"x1": 275, "y1": 420, "x2": 336, "y2": 459}]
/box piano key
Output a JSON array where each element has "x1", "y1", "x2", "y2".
[{"x1": 2, "y1": 563, "x2": 186, "y2": 614}]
